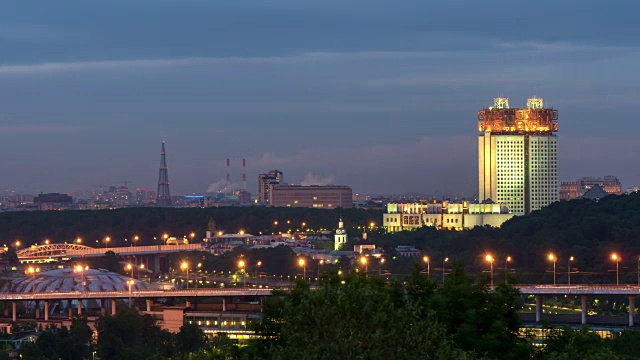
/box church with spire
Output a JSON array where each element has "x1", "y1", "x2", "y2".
[{"x1": 334, "y1": 217, "x2": 348, "y2": 250}]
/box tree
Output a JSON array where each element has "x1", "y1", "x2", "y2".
[{"x1": 176, "y1": 323, "x2": 206, "y2": 354}]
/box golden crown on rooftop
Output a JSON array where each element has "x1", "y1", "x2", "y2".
[{"x1": 478, "y1": 97, "x2": 558, "y2": 134}]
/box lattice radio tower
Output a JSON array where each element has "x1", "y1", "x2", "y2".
[{"x1": 156, "y1": 141, "x2": 172, "y2": 207}]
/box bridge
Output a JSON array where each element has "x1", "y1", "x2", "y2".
[
  {"x1": 16, "y1": 243, "x2": 207, "y2": 271},
  {"x1": 516, "y1": 285, "x2": 640, "y2": 327}
]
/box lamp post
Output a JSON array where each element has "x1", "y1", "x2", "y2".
[
  {"x1": 163, "y1": 234, "x2": 169, "y2": 245},
  {"x1": 27, "y1": 266, "x2": 40, "y2": 294},
  {"x1": 298, "y1": 258, "x2": 306, "y2": 281},
  {"x1": 127, "y1": 280, "x2": 134, "y2": 307},
  {"x1": 133, "y1": 235, "x2": 139, "y2": 247},
  {"x1": 442, "y1": 257, "x2": 449, "y2": 284},
  {"x1": 485, "y1": 254, "x2": 494, "y2": 287},
  {"x1": 548, "y1": 253, "x2": 556, "y2": 286},
  {"x1": 104, "y1": 236, "x2": 110, "y2": 248},
  {"x1": 256, "y1": 261, "x2": 262, "y2": 286},
  {"x1": 612, "y1": 253, "x2": 620, "y2": 285},
  {"x1": 568, "y1": 256, "x2": 574, "y2": 286},
  {"x1": 139, "y1": 264, "x2": 145, "y2": 280},
  {"x1": 422, "y1": 256, "x2": 430, "y2": 279},
  {"x1": 190, "y1": 232, "x2": 196, "y2": 243},
  {"x1": 505, "y1": 256, "x2": 512, "y2": 284},
  {"x1": 76, "y1": 237, "x2": 82, "y2": 244},
  {"x1": 75, "y1": 265, "x2": 88, "y2": 292},
  {"x1": 125, "y1": 263, "x2": 134, "y2": 279},
  {"x1": 379, "y1": 258, "x2": 385, "y2": 276},
  {"x1": 14, "y1": 240, "x2": 21, "y2": 253},
  {"x1": 181, "y1": 261, "x2": 189, "y2": 289},
  {"x1": 238, "y1": 260, "x2": 246, "y2": 288},
  {"x1": 196, "y1": 263, "x2": 202, "y2": 289},
  {"x1": 360, "y1": 256, "x2": 368, "y2": 274}
]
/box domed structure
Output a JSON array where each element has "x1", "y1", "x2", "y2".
[{"x1": 2, "y1": 268, "x2": 148, "y2": 293}]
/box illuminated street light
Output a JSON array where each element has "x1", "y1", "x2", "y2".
[
  {"x1": 442, "y1": 257, "x2": 449, "y2": 284},
  {"x1": 423, "y1": 256, "x2": 430, "y2": 278},
  {"x1": 612, "y1": 253, "x2": 620, "y2": 285},
  {"x1": 181, "y1": 261, "x2": 190, "y2": 289},
  {"x1": 360, "y1": 256, "x2": 368, "y2": 274},
  {"x1": 133, "y1": 235, "x2": 139, "y2": 247},
  {"x1": 104, "y1": 236, "x2": 111, "y2": 248},
  {"x1": 76, "y1": 238, "x2": 82, "y2": 244},
  {"x1": 379, "y1": 258, "x2": 385, "y2": 276},
  {"x1": 127, "y1": 280, "x2": 134, "y2": 307},
  {"x1": 238, "y1": 260, "x2": 246, "y2": 288},
  {"x1": 27, "y1": 266, "x2": 40, "y2": 294},
  {"x1": 125, "y1": 263, "x2": 134, "y2": 280},
  {"x1": 163, "y1": 234, "x2": 169, "y2": 245},
  {"x1": 568, "y1": 256, "x2": 575, "y2": 286},
  {"x1": 298, "y1": 258, "x2": 306, "y2": 281},
  {"x1": 256, "y1": 261, "x2": 262, "y2": 286},
  {"x1": 75, "y1": 265, "x2": 88, "y2": 292},
  {"x1": 548, "y1": 253, "x2": 557, "y2": 286},
  {"x1": 44, "y1": 239, "x2": 50, "y2": 245},
  {"x1": 505, "y1": 256, "x2": 512, "y2": 284},
  {"x1": 485, "y1": 254, "x2": 494, "y2": 286}
]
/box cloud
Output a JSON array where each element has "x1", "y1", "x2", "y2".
[
  {"x1": 299, "y1": 172, "x2": 335, "y2": 186},
  {"x1": 0, "y1": 125, "x2": 82, "y2": 133}
]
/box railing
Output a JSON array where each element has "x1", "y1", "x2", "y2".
[{"x1": 0, "y1": 288, "x2": 279, "y2": 301}]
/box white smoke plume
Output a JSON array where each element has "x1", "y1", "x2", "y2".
[
  {"x1": 206, "y1": 179, "x2": 244, "y2": 193},
  {"x1": 300, "y1": 172, "x2": 335, "y2": 186}
]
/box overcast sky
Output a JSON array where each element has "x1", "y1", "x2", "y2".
[{"x1": 1, "y1": 0, "x2": 639, "y2": 195}]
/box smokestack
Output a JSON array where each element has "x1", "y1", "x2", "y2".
[
  {"x1": 242, "y1": 158, "x2": 247, "y2": 190},
  {"x1": 226, "y1": 158, "x2": 231, "y2": 185}
]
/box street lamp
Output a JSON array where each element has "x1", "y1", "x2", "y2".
[
  {"x1": 163, "y1": 233, "x2": 169, "y2": 245},
  {"x1": 104, "y1": 236, "x2": 111, "y2": 248},
  {"x1": 27, "y1": 266, "x2": 40, "y2": 294},
  {"x1": 14, "y1": 241, "x2": 21, "y2": 252},
  {"x1": 612, "y1": 253, "x2": 620, "y2": 285},
  {"x1": 133, "y1": 235, "x2": 139, "y2": 247},
  {"x1": 76, "y1": 237, "x2": 82, "y2": 244},
  {"x1": 256, "y1": 261, "x2": 262, "y2": 286},
  {"x1": 423, "y1": 256, "x2": 430, "y2": 278},
  {"x1": 196, "y1": 263, "x2": 201, "y2": 288},
  {"x1": 238, "y1": 260, "x2": 246, "y2": 288},
  {"x1": 379, "y1": 258, "x2": 385, "y2": 276},
  {"x1": 485, "y1": 254, "x2": 494, "y2": 286},
  {"x1": 360, "y1": 256, "x2": 368, "y2": 274},
  {"x1": 127, "y1": 280, "x2": 134, "y2": 307},
  {"x1": 568, "y1": 256, "x2": 574, "y2": 286},
  {"x1": 181, "y1": 261, "x2": 189, "y2": 289},
  {"x1": 44, "y1": 239, "x2": 50, "y2": 245},
  {"x1": 139, "y1": 263, "x2": 145, "y2": 280},
  {"x1": 442, "y1": 257, "x2": 449, "y2": 284},
  {"x1": 298, "y1": 258, "x2": 306, "y2": 281},
  {"x1": 125, "y1": 263, "x2": 134, "y2": 280},
  {"x1": 75, "y1": 265, "x2": 88, "y2": 292},
  {"x1": 548, "y1": 253, "x2": 557, "y2": 286},
  {"x1": 505, "y1": 256, "x2": 512, "y2": 284}
]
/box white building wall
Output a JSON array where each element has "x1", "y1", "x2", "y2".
[{"x1": 528, "y1": 135, "x2": 558, "y2": 212}]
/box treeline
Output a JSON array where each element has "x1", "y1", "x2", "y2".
[
  {"x1": 368, "y1": 193, "x2": 640, "y2": 284},
  {"x1": 0, "y1": 207, "x2": 381, "y2": 247}
]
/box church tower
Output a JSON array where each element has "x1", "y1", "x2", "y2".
[{"x1": 334, "y1": 217, "x2": 348, "y2": 250}]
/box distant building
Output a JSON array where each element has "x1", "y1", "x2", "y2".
[
  {"x1": 395, "y1": 246, "x2": 420, "y2": 257},
  {"x1": 478, "y1": 97, "x2": 559, "y2": 215},
  {"x1": 334, "y1": 218, "x2": 348, "y2": 250},
  {"x1": 112, "y1": 187, "x2": 132, "y2": 207},
  {"x1": 270, "y1": 185, "x2": 353, "y2": 209},
  {"x1": 383, "y1": 201, "x2": 514, "y2": 232},
  {"x1": 560, "y1": 176, "x2": 621, "y2": 200},
  {"x1": 257, "y1": 170, "x2": 283, "y2": 204},
  {"x1": 33, "y1": 193, "x2": 73, "y2": 204},
  {"x1": 583, "y1": 185, "x2": 609, "y2": 200},
  {"x1": 135, "y1": 188, "x2": 157, "y2": 205}
]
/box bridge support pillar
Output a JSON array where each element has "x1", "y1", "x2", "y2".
[
  {"x1": 35, "y1": 300, "x2": 40, "y2": 319},
  {"x1": 100, "y1": 299, "x2": 106, "y2": 316},
  {"x1": 3, "y1": 304, "x2": 8, "y2": 318},
  {"x1": 222, "y1": 298, "x2": 226, "y2": 312},
  {"x1": 77, "y1": 299, "x2": 82, "y2": 316},
  {"x1": 581, "y1": 295, "x2": 588, "y2": 325},
  {"x1": 535, "y1": 295, "x2": 542, "y2": 323},
  {"x1": 12, "y1": 301, "x2": 17, "y2": 322},
  {"x1": 68, "y1": 301, "x2": 73, "y2": 319},
  {"x1": 185, "y1": 300, "x2": 191, "y2": 309},
  {"x1": 111, "y1": 299, "x2": 117, "y2": 315},
  {"x1": 44, "y1": 301, "x2": 49, "y2": 321},
  {"x1": 630, "y1": 296, "x2": 635, "y2": 327},
  {"x1": 146, "y1": 299, "x2": 152, "y2": 312},
  {"x1": 153, "y1": 256, "x2": 161, "y2": 273}
]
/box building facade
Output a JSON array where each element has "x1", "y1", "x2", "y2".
[
  {"x1": 334, "y1": 218, "x2": 348, "y2": 250},
  {"x1": 382, "y1": 201, "x2": 514, "y2": 232},
  {"x1": 478, "y1": 97, "x2": 559, "y2": 215},
  {"x1": 560, "y1": 176, "x2": 621, "y2": 200},
  {"x1": 270, "y1": 185, "x2": 353, "y2": 209},
  {"x1": 257, "y1": 170, "x2": 283, "y2": 204}
]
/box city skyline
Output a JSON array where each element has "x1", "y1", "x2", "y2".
[{"x1": 1, "y1": 1, "x2": 640, "y2": 195}]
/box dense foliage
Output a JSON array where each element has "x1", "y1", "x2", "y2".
[
  {"x1": 0, "y1": 206, "x2": 381, "y2": 247},
  {"x1": 368, "y1": 193, "x2": 640, "y2": 284}
]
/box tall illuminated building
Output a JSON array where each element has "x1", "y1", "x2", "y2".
[{"x1": 478, "y1": 97, "x2": 559, "y2": 216}]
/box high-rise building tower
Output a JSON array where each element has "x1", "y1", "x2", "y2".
[
  {"x1": 156, "y1": 141, "x2": 172, "y2": 207},
  {"x1": 478, "y1": 97, "x2": 559, "y2": 215},
  {"x1": 258, "y1": 170, "x2": 283, "y2": 204}
]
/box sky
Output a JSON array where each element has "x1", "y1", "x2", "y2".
[{"x1": 1, "y1": 0, "x2": 639, "y2": 196}]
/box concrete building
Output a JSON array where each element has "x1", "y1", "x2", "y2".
[
  {"x1": 382, "y1": 201, "x2": 514, "y2": 232},
  {"x1": 135, "y1": 188, "x2": 157, "y2": 206},
  {"x1": 257, "y1": 170, "x2": 283, "y2": 204},
  {"x1": 270, "y1": 185, "x2": 352, "y2": 209},
  {"x1": 478, "y1": 97, "x2": 559, "y2": 215},
  {"x1": 33, "y1": 193, "x2": 73, "y2": 204},
  {"x1": 560, "y1": 176, "x2": 622, "y2": 200}
]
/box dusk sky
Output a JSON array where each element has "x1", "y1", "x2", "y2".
[{"x1": 1, "y1": 0, "x2": 639, "y2": 196}]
